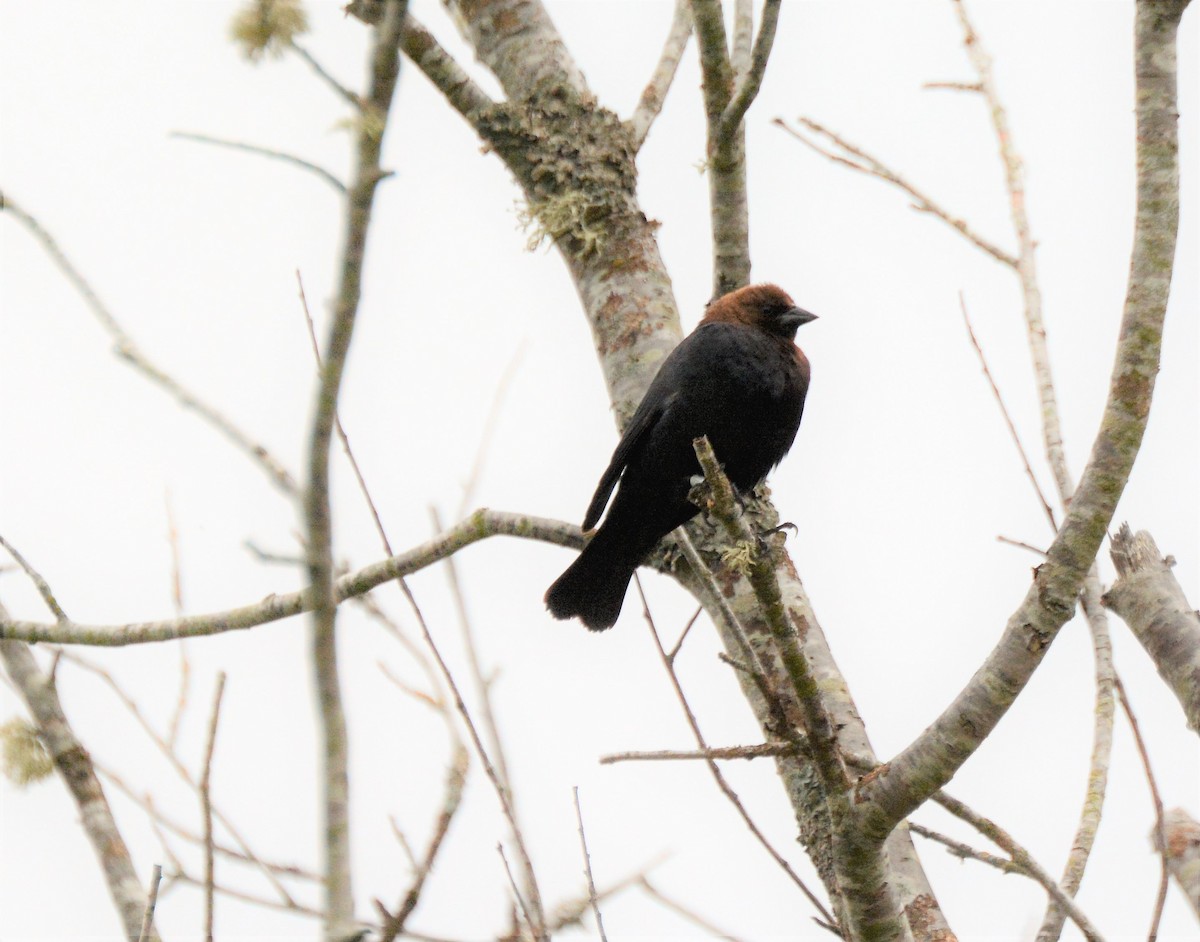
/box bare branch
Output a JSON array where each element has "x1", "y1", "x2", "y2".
[
  {"x1": 1104, "y1": 525, "x2": 1200, "y2": 732},
  {"x1": 639, "y1": 876, "x2": 756, "y2": 941},
  {"x1": 0, "y1": 192, "x2": 298, "y2": 495},
  {"x1": 136, "y1": 864, "x2": 164, "y2": 942},
  {"x1": 628, "y1": 0, "x2": 692, "y2": 151},
  {"x1": 397, "y1": 14, "x2": 496, "y2": 122},
  {"x1": 930, "y1": 792, "x2": 1106, "y2": 942},
  {"x1": 572, "y1": 787, "x2": 608, "y2": 942},
  {"x1": 959, "y1": 294, "x2": 1057, "y2": 530},
  {"x1": 97, "y1": 762, "x2": 318, "y2": 883},
  {"x1": 691, "y1": 438, "x2": 846, "y2": 794},
  {"x1": 721, "y1": 0, "x2": 782, "y2": 136},
  {"x1": 301, "y1": 5, "x2": 407, "y2": 936},
  {"x1": 601, "y1": 742, "x2": 789, "y2": 764},
  {"x1": 633, "y1": 576, "x2": 840, "y2": 932},
  {"x1": 857, "y1": 0, "x2": 1189, "y2": 838},
  {"x1": 0, "y1": 533, "x2": 69, "y2": 623},
  {"x1": 64, "y1": 652, "x2": 303, "y2": 907},
  {"x1": 0, "y1": 624, "x2": 160, "y2": 942},
  {"x1": 377, "y1": 742, "x2": 469, "y2": 942},
  {"x1": 289, "y1": 40, "x2": 362, "y2": 108},
  {"x1": 774, "y1": 118, "x2": 1017, "y2": 268},
  {"x1": 497, "y1": 842, "x2": 537, "y2": 937},
  {"x1": 0, "y1": 509, "x2": 584, "y2": 646},
  {"x1": 1158, "y1": 809, "x2": 1200, "y2": 918},
  {"x1": 950, "y1": 0, "x2": 1070, "y2": 502},
  {"x1": 689, "y1": 0, "x2": 733, "y2": 124},
  {"x1": 1115, "y1": 676, "x2": 1171, "y2": 939},
  {"x1": 170, "y1": 131, "x2": 346, "y2": 193},
  {"x1": 200, "y1": 673, "x2": 227, "y2": 942}
]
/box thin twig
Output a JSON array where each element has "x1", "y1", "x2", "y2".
[
  {"x1": 910, "y1": 822, "x2": 1020, "y2": 873},
  {"x1": 377, "y1": 742, "x2": 469, "y2": 942},
  {"x1": 628, "y1": 0, "x2": 692, "y2": 150},
  {"x1": 633, "y1": 576, "x2": 840, "y2": 933},
  {"x1": 164, "y1": 492, "x2": 190, "y2": 751},
  {"x1": 960, "y1": 293, "x2": 1057, "y2": 528},
  {"x1": 638, "y1": 876, "x2": 753, "y2": 941},
  {"x1": 170, "y1": 131, "x2": 346, "y2": 194},
  {"x1": 170, "y1": 871, "x2": 324, "y2": 920},
  {"x1": 66, "y1": 653, "x2": 303, "y2": 906},
  {"x1": 289, "y1": 41, "x2": 362, "y2": 108},
  {"x1": 931, "y1": 791, "x2": 1106, "y2": 942},
  {"x1": 0, "y1": 193, "x2": 298, "y2": 495},
  {"x1": 200, "y1": 672, "x2": 228, "y2": 942},
  {"x1": 416, "y1": 599, "x2": 547, "y2": 938},
  {"x1": 950, "y1": 0, "x2": 1070, "y2": 504},
  {"x1": 774, "y1": 117, "x2": 1018, "y2": 268},
  {"x1": 667, "y1": 606, "x2": 704, "y2": 661},
  {"x1": 996, "y1": 535, "x2": 1048, "y2": 556},
  {"x1": 497, "y1": 842, "x2": 535, "y2": 937},
  {"x1": 1115, "y1": 675, "x2": 1170, "y2": 941},
  {"x1": 455, "y1": 344, "x2": 527, "y2": 518},
  {"x1": 0, "y1": 533, "x2": 69, "y2": 623},
  {"x1": 572, "y1": 787, "x2": 608, "y2": 942},
  {"x1": 136, "y1": 864, "x2": 164, "y2": 942},
  {"x1": 97, "y1": 762, "x2": 318, "y2": 881}
]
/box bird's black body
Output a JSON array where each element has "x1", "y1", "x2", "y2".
[{"x1": 545, "y1": 284, "x2": 815, "y2": 631}]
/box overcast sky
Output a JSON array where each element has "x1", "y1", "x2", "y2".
[{"x1": 2, "y1": 1, "x2": 1198, "y2": 939}]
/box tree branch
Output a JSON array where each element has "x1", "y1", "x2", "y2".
[
  {"x1": 1104, "y1": 525, "x2": 1200, "y2": 732},
  {"x1": 929, "y1": 793, "x2": 1106, "y2": 942},
  {"x1": 0, "y1": 511, "x2": 583, "y2": 646},
  {"x1": 628, "y1": 0, "x2": 692, "y2": 151},
  {"x1": 856, "y1": 0, "x2": 1190, "y2": 838},
  {"x1": 0, "y1": 192, "x2": 298, "y2": 496},
  {"x1": 298, "y1": 7, "x2": 404, "y2": 934},
  {"x1": 774, "y1": 117, "x2": 1018, "y2": 268},
  {"x1": 0, "y1": 619, "x2": 161, "y2": 942},
  {"x1": 720, "y1": 0, "x2": 781, "y2": 136}
]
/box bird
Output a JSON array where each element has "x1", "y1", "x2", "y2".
[{"x1": 544, "y1": 283, "x2": 817, "y2": 631}]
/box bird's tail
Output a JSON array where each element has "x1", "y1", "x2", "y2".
[{"x1": 544, "y1": 526, "x2": 641, "y2": 631}]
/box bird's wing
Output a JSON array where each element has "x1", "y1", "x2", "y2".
[{"x1": 581, "y1": 389, "x2": 673, "y2": 531}]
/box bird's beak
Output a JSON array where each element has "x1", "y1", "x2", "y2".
[{"x1": 780, "y1": 306, "x2": 819, "y2": 329}]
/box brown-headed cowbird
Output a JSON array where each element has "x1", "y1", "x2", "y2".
[{"x1": 545, "y1": 283, "x2": 817, "y2": 631}]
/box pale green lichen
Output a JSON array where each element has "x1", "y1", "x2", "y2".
[
  {"x1": 230, "y1": 0, "x2": 309, "y2": 61},
  {"x1": 1, "y1": 718, "x2": 52, "y2": 787},
  {"x1": 720, "y1": 539, "x2": 756, "y2": 576},
  {"x1": 518, "y1": 192, "x2": 611, "y2": 257}
]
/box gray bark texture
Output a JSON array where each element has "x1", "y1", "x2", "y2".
[{"x1": 1104, "y1": 525, "x2": 1200, "y2": 733}]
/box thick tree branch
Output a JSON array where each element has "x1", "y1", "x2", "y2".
[
  {"x1": 856, "y1": 0, "x2": 1190, "y2": 837},
  {"x1": 1104, "y1": 525, "x2": 1200, "y2": 733}
]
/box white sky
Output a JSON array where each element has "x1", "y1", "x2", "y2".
[{"x1": 1, "y1": 1, "x2": 1198, "y2": 939}]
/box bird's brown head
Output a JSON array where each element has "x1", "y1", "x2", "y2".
[{"x1": 701, "y1": 283, "x2": 818, "y2": 340}]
